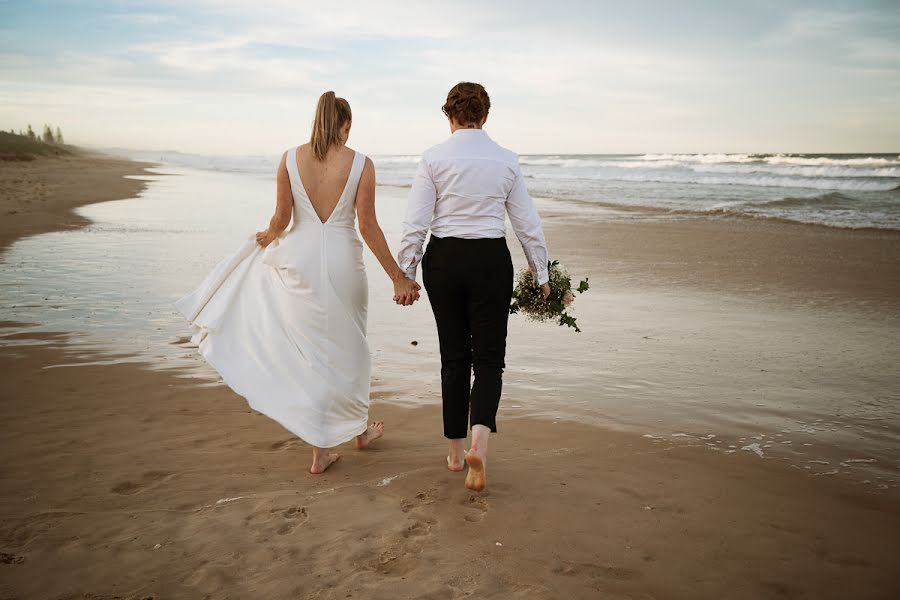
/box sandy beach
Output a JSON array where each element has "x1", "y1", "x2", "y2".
[
  {"x1": 538, "y1": 210, "x2": 900, "y2": 307},
  {"x1": 2, "y1": 155, "x2": 900, "y2": 599},
  {"x1": 0, "y1": 153, "x2": 154, "y2": 255},
  {"x1": 3, "y1": 334, "x2": 900, "y2": 599}
]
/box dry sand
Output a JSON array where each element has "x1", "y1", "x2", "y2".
[{"x1": 1, "y1": 156, "x2": 899, "y2": 599}]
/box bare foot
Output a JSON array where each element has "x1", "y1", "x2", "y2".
[
  {"x1": 464, "y1": 449, "x2": 486, "y2": 491},
  {"x1": 309, "y1": 452, "x2": 340, "y2": 474},
  {"x1": 447, "y1": 438, "x2": 466, "y2": 472},
  {"x1": 354, "y1": 421, "x2": 385, "y2": 449},
  {"x1": 447, "y1": 454, "x2": 465, "y2": 472}
]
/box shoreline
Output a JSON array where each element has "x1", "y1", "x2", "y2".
[{"x1": 0, "y1": 152, "x2": 156, "y2": 254}]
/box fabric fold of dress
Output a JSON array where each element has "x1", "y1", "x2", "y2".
[{"x1": 176, "y1": 147, "x2": 371, "y2": 448}]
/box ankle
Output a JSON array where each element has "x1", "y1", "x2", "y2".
[{"x1": 469, "y1": 435, "x2": 490, "y2": 456}]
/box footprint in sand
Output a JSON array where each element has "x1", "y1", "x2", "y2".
[
  {"x1": 401, "y1": 517, "x2": 434, "y2": 539},
  {"x1": 400, "y1": 487, "x2": 439, "y2": 513},
  {"x1": 110, "y1": 471, "x2": 173, "y2": 495},
  {"x1": 462, "y1": 493, "x2": 490, "y2": 523},
  {"x1": 373, "y1": 547, "x2": 419, "y2": 576},
  {"x1": 396, "y1": 493, "x2": 438, "y2": 535},
  {"x1": 276, "y1": 505, "x2": 309, "y2": 535},
  {"x1": 244, "y1": 504, "x2": 309, "y2": 538},
  {"x1": 359, "y1": 506, "x2": 435, "y2": 577},
  {"x1": 553, "y1": 561, "x2": 640, "y2": 580},
  {"x1": 0, "y1": 552, "x2": 25, "y2": 564},
  {"x1": 371, "y1": 519, "x2": 434, "y2": 577},
  {"x1": 267, "y1": 438, "x2": 301, "y2": 451}
]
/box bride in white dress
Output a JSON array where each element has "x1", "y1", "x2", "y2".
[{"x1": 176, "y1": 91, "x2": 421, "y2": 474}]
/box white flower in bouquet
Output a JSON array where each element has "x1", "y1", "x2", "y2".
[{"x1": 509, "y1": 260, "x2": 589, "y2": 332}]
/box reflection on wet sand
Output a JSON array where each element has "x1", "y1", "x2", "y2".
[{"x1": 1, "y1": 163, "x2": 898, "y2": 490}]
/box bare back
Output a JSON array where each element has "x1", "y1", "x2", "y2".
[{"x1": 296, "y1": 143, "x2": 357, "y2": 223}]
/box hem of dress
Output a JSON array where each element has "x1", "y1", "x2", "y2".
[{"x1": 177, "y1": 302, "x2": 370, "y2": 449}]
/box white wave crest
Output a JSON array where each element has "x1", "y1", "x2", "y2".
[
  {"x1": 593, "y1": 172, "x2": 898, "y2": 192},
  {"x1": 519, "y1": 156, "x2": 611, "y2": 168},
  {"x1": 639, "y1": 153, "x2": 761, "y2": 164},
  {"x1": 765, "y1": 155, "x2": 900, "y2": 167},
  {"x1": 638, "y1": 153, "x2": 900, "y2": 168},
  {"x1": 689, "y1": 163, "x2": 900, "y2": 178}
]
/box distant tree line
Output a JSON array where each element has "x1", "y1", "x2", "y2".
[{"x1": 7, "y1": 124, "x2": 65, "y2": 144}]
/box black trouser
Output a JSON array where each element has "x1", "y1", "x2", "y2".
[{"x1": 422, "y1": 235, "x2": 514, "y2": 439}]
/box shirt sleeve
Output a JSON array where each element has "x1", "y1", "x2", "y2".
[
  {"x1": 397, "y1": 156, "x2": 437, "y2": 280},
  {"x1": 506, "y1": 161, "x2": 550, "y2": 285}
]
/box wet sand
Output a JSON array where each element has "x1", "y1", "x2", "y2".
[
  {"x1": 0, "y1": 154, "x2": 153, "y2": 254},
  {"x1": 535, "y1": 209, "x2": 900, "y2": 308},
  {"x1": 1, "y1": 156, "x2": 899, "y2": 598},
  {"x1": 2, "y1": 334, "x2": 899, "y2": 599}
]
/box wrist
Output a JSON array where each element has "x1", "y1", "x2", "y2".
[{"x1": 390, "y1": 268, "x2": 407, "y2": 282}]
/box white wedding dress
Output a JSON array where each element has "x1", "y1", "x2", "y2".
[{"x1": 176, "y1": 147, "x2": 371, "y2": 448}]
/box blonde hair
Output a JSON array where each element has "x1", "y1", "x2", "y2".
[{"x1": 310, "y1": 91, "x2": 352, "y2": 161}]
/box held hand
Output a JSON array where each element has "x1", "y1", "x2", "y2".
[
  {"x1": 394, "y1": 279, "x2": 421, "y2": 306},
  {"x1": 541, "y1": 283, "x2": 551, "y2": 301},
  {"x1": 255, "y1": 229, "x2": 276, "y2": 247},
  {"x1": 393, "y1": 276, "x2": 421, "y2": 306}
]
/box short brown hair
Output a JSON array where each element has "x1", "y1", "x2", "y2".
[
  {"x1": 442, "y1": 82, "x2": 490, "y2": 126},
  {"x1": 310, "y1": 91, "x2": 352, "y2": 161}
]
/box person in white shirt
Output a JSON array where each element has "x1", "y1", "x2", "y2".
[{"x1": 397, "y1": 82, "x2": 550, "y2": 491}]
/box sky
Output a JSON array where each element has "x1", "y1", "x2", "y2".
[{"x1": 1, "y1": 0, "x2": 899, "y2": 155}]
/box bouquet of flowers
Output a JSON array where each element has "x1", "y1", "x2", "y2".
[{"x1": 509, "y1": 260, "x2": 589, "y2": 332}]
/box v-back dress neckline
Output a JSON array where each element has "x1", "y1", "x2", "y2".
[
  {"x1": 176, "y1": 145, "x2": 372, "y2": 450},
  {"x1": 292, "y1": 146, "x2": 359, "y2": 225}
]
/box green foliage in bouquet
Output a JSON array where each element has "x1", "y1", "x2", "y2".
[{"x1": 509, "y1": 260, "x2": 589, "y2": 332}]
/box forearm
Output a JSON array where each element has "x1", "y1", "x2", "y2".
[
  {"x1": 397, "y1": 158, "x2": 436, "y2": 280},
  {"x1": 508, "y1": 166, "x2": 549, "y2": 285},
  {"x1": 266, "y1": 212, "x2": 290, "y2": 235},
  {"x1": 362, "y1": 225, "x2": 406, "y2": 281},
  {"x1": 397, "y1": 226, "x2": 427, "y2": 280},
  {"x1": 515, "y1": 229, "x2": 549, "y2": 285}
]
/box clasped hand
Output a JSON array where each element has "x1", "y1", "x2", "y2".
[
  {"x1": 393, "y1": 276, "x2": 421, "y2": 306},
  {"x1": 255, "y1": 229, "x2": 276, "y2": 247}
]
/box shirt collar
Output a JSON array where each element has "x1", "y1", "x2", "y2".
[{"x1": 452, "y1": 127, "x2": 488, "y2": 137}]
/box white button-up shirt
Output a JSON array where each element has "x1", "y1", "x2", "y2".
[{"x1": 397, "y1": 128, "x2": 550, "y2": 285}]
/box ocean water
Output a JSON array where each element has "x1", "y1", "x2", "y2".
[
  {"x1": 121, "y1": 150, "x2": 900, "y2": 230},
  {"x1": 1, "y1": 161, "x2": 898, "y2": 491}
]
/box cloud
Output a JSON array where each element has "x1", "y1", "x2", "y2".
[
  {"x1": 130, "y1": 37, "x2": 337, "y2": 90},
  {"x1": 181, "y1": 0, "x2": 485, "y2": 41},
  {"x1": 761, "y1": 7, "x2": 900, "y2": 71},
  {"x1": 2, "y1": 1, "x2": 898, "y2": 153},
  {"x1": 763, "y1": 10, "x2": 858, "y2": 43}
]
